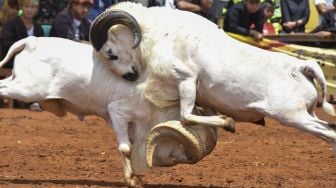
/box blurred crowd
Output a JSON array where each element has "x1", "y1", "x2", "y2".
[
  {"x1": 222, "y1": 0, "x2": 336, "y2": 41},
  {"x1": 0, "y1": 0, "x2": 335, "y2": 108}
]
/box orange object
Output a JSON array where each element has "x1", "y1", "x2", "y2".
[{"x1": 263, "y1": 22, "x2": 276, "y2": 35}]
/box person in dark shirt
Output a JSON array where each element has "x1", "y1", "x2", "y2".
[
  {"x1": 224, "y1": 0, "x2": 264, "y2": 41},
  {"x1": 49, "y1": 0, "x2": 93, "y2": 42},
  {"x1": 0, "y1": 0, "x2": 44, "y2": 69},
  {"x1": 312, "y1": 0, "x2": 336, "y2": 38},
  {"x1": 280, "y1": 0, "x2": 310, "y2": 33}
]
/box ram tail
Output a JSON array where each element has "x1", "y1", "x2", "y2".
[
  {"x1": 0, "y1": 38, "x2": 27, "y2": 68},
  {"x1": 303, "y1": 60, "x2": 336, "y2": 116}
]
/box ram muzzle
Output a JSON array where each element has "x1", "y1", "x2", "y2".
[
  {"x1": 89, "y1": 9, "x2": 142, "y2": 51},
  {"x1": 146, "y1": 120, "x2": 217, "y2": 168}
]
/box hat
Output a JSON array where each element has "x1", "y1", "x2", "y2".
[
  {"x1": 71, "y1": 0, "x2": 94, "y2": 5},
  {"x1": 18, "y1": 0, "x2": 39, "y2": 5}
]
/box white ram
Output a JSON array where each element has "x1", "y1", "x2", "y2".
[
  {"x1": 89, "y1": 2, "x2": 336, "y2": 167},
  {"x1": 0, "y1": 36, "x2": 229, "y2": 187}
]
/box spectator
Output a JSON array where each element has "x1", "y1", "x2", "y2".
[
  {"x1": 250, "y1": 1, "x2": 275, "y2": 34},
  {"x1": 49, "y1": 0, "x2": 93, "y2": 42},
  {"x1": 224, "y1": 0, "x2": 264, "y2": 41},
  {"x1": 224, "y1": 0, "x2": 282, "y2": 33},
  {"x1": 261, "y1": 0, "x2": 276, "y2": 34},
  {"x1": 174, "y1": 0, "x2": 213, "y2": 18},
  {"x1": 280, "y1": 0, "x2": 310, "y2": 33},
  {"x1": 0, "y1": 0, "x2": 43, "y2": 110},
  {"x1": 0, "y1": 0, "x2": 44, "y2": 69},
  {"x1": 87, "y1": 0, "x2": 113, "y2": 21},
  {"x1": 3, "y1": 0, "x2": 19, "y2": 23},
  {"x1": 313, "y1": 0, "x2": 336, "y2": 38}
]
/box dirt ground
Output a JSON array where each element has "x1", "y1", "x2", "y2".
[{"x1": 0, "y1": 107, "x2": 335, "y2": 188}]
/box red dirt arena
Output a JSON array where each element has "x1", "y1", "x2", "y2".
[{"x1": 0, "y1": 107, "x2": 335, "y2": 188}]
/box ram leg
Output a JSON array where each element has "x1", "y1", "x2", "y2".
[
  {"x1": 0, "y1": 79, "x2": 40, "y2": 102},
  {"x1": 271, "y1": 102, "x2": 336, "y2": 153},
  {"x1": 178, "y1": 77, "x2": 235, "y2": 132},
  {"x1": 107, "y1": 104, "x2": 143, "y2": 187}
]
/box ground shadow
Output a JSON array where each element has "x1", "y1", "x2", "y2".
[{"x1": 0, "y1": 178, "x2": 224, "y2": 188}]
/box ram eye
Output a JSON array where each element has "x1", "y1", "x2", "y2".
[{"x1": 107, "y1": 49, "x2": 118, "y2": 60}]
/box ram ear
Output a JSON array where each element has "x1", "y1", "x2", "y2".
[
  {"x1": 145, "y1": 120, "x2": 206, "y2": 168},
  {"x1": 89, "y1": 9, "x2": 142, "y2": 51}
]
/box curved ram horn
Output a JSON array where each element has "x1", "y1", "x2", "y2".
[
  {"x1": 146, "y1": 120, "x2": 204, "y2": 168},
  {"x1": 89, "y1": 9, "x2": 142, "y2": 51},
  {"x1": 192, "y1": 125, "x2": 217, "y2": 156}
]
